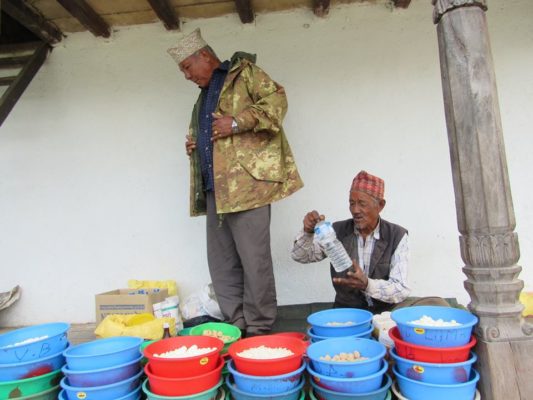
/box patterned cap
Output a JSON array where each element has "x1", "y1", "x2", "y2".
[
  {"x1": 350, "y1": 170, "x2": 385, "y2": 200},
  {"x1": 167, "y1": 28, "x2": 208, "y2": 65}
]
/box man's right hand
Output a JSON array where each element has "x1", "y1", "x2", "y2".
[
  {"x1": 303, "y1": 210, "x2": 325, "y2": 234},
  {"x1": 185, "y1": 135, "x2": 196, "y2": 156}
]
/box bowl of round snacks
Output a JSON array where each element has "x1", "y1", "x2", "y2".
[
  {"x1": 189, "y1": 322, "x2": 241, "y2": 354},
  {"x1": 307, "y1": 309, "x2": 373, "y2": 338}
]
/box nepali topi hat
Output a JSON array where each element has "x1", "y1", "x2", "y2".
[
  {"x1": 167, "y1": 28, "x2": 208, "y2": 64},
  {"x1": 350, "y1": 170, "x2": 385, "y2": 200}
]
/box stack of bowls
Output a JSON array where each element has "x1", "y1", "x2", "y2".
[
  {"x1": 226, "y1": 335, "x2": 307, "y2": 400},
  {"x1": 59, "y1": 336, "x2": 144, "y2": 400},
  {"x1": 307, "y1": 337, "x2": 391, "y2": 400},
  {"x1": 389, "y1": 306, "x2": 479, "y2": 400},
  {"x1": 0, "y1": 322, "x2": 70, "y2": 399},
  {"x1": 142, "y1": 336, "x2": 225, "y2": 400},
  {"x1": 306, "y1": 308, "x2": 373, "y2": 342}
]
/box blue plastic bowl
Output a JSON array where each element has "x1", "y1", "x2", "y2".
[
  {"x1": 227, "y1": 360, "x2": 305, "y2": 394},
  {"x1": 307, "y1": 337, "x2": 386, "y2": 378},
  {"x1": 310, "y1": 374, "x2": 392, "y2": 400},
  {"x1": 307, "y1": 325, "x2": 373, "y2": 343},
  {"x1": 60, "y1": 369, "x2": 143, "y2": 400},
  {"x1": 390, "y1": 348, "x2": 477, "y2": 384},
  {"x1": 0, "y1": 323, "x2": 70, "y2": 364},
  {"x1": 307, "y1": 309, "x2": 373, "y2": 337},
  {"x1": 63, "y1": 336, "x2": 143, "y2": 371},
  {"x1": 142, "y1": 378, "x2": 223, "y2": 400},
  {"x1": 0, "y1": 348, "x2": 66, "y2": 382},
  {"x1": 59, "y1": 384, "x2": 141, "y2": 400},
  {"x1": 226, "y1": 374, "x2": 304, "y2": 400},
  {"x1": 390, "y1": 306, "x2": 478, "y2": 348},
  {"x1": 62, "y1": 354, "x2": 142, "y2": 387},
  {"x1": 307, "y1": 360, "x2": 387, "y2": 394},
  {"x1": 393, "y1": 366, "x2": 480, "y2": 400}
]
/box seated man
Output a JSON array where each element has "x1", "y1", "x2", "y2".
[{"x1": 291, "y1": 170, "x2": 447, "y2": 313}]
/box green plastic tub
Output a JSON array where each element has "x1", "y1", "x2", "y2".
[
  {"x1": 189, "y1": 322, "x2": 241, "y2": 354},
  {"x1": 0, "y1": 369, "x2": 62, "y2": 398},
  {"x1": 225, "y1": 390, "x2": 305, "y2": 400},
  {"x1": 178, "y1": 327, "x2": 193, "y2": 336},
  {"x1": 15, "y1": 385, "x2": 61, "y2": 400}
]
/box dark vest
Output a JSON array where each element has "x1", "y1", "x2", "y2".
[{"x1": 331, "y1": 218, "x2": 407, "y2": 314}]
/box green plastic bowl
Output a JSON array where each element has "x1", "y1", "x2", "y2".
[
  {"x1": 0, "y1": 369, "x2": 62, "y2": 398},
  {"x1": 15, "y1": 385, "x2": 61, "y2": 400},
  {"x1": 178, "y1": 327, "x2": 193, "y2": 336},
  {"x1": 189, "y1": 323, "x2": 241, "y2": 354},
  {"x1": 226, "y1": 390, "x2": 305, "y2": 400}
]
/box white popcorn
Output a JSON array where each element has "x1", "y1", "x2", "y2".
[
  {"x1": 237, "y1": 345, "x2": 294, "y2": 359},
  {"x1": 154, "y1": 344, "x2": 217, "y2": 358},
  {"x1": 409, "y1": 315, "x2": 462, "y2": 327}
]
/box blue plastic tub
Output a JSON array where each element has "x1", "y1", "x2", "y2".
[
  {"x1": 59, "y1": 384, "x2": 141, "y2": 400},
  {"x1": 62, "y1": 354, "x2": 142, "y2": 387},
  {"x1": 307, "y1": 309, "x2": 373, "y2": 337},
  {"x1": 0, "y1": 323, "x2": 70, "y2": 364},
  {"x1": 60, "y1": 370, "x2": 143, "y2": 400},
  {"x1": 142, "y1": 378, "x2": 223, "y2": 400},
  {"x1": 227, "y1": 360, "x2": 305, "y2": 394},
  {"x1": 307, "y1": 325, "x2": 373, "y2": 343},
  {"x1": 390, "y1": 348, "x2": 477, "y2": 384},
  {"x1": 63, "y1": 336, "x2": 143, "y2": 371},
  {"x1": 393, "y1": 366, "x2": 479, "y2": 400},
  {"x1": 390, "y1": 306, "x2": 478, "y2": 348},
  {"x1": 226, "y1": 375, "x2": 304, "y2": 400},
  {"x1": 310, "y1": 374, "x2": 392, "y2": 400},
  {"x1": 0, "y1": 348, "x2": 66, "y2": 382},
  {"x1": 307, "y1": 360, "x2": 387, "y2": 394},
  {"x1": 307, "y1": 337, "x2": 385, "y2": 378}
]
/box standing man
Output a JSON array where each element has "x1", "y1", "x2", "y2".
[{"x1": 168, "y1": 29, "x2": 303, "y2": 336}]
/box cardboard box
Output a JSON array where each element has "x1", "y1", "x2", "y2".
[{"x1": 95, "y1": 288, "x2": 168, "y2": 323}]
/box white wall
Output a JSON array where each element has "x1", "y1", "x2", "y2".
[{"x1": 1, "y1": 0, "x2": 531, "y2": 326}]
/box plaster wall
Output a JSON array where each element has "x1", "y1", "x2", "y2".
[{"x1": 1, "y1": 0, "x2": 531, "y2": 325}]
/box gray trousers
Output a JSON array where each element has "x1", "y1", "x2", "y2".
[{"x1": 206, "y1": 192, "x2": 277, "y2": 335}]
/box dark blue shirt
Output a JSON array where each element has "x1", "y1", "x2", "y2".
[{"x1": 197, "y1": 60, "x2": 230, "y2": 192}]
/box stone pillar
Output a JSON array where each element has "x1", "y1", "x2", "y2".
[{"x1": 432, "y1": 0, "x2": 533, "y2": 398}]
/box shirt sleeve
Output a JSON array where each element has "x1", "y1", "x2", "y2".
[
  {"x1": 290, "y1": 229, "x2": 327, "y2": 264},
  {"x1": 364, "y1": 233, "x2": 411, "y2": 304}
]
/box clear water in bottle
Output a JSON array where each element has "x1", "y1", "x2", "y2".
[{"x1": 314, "y1": 221, "x2": 353, "y2": 273}]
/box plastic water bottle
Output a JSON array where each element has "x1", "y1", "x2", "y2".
[{"x1": 314, "y1": 221, "x2": 353, "y2": 273}]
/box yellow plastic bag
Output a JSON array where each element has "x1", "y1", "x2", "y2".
[
  {"x1": 94, "y1": 313, "x2": 176, "y2": 339},
  {"x1": 128, "y1": 280, "x2": 178, "y2": 297},
  {"x1": 520, "y1": 292, "x2": 533, "y2": 317}
]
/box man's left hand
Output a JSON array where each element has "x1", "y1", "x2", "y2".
[
  {"x1": 332, "y1": 261, "x2": 368, "y2": 290},
  {"x1": 211, "y1": 113, "x2": 233, "y2": 141}
]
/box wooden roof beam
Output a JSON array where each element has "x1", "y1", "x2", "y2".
[
  {"x1": 1, "y1": 0, "x2": 63, "y2": 44},
  {"x1": 235, "y1": 0, "x2": 254, "y2": 24},
  {"x1": 147, "y1": 0, "x2": 179, "y2": 30},
  {"x1": 57, "y1": 0, "x2": 111, "y2": 38},
  {"x1": 313, "y1": 0, "x2": 331, "y2": 17},
  {"x1": 393, "y1": 0, "x2": 412, "y2": 8}
]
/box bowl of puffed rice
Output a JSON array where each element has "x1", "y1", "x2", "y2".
[{"x1": 228, "y1": 336, "x2": 307, "y2": 376}]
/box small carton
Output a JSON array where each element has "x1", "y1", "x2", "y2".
[{"x1": 95, "y1": 288, "x2": 168, "y2": 323}]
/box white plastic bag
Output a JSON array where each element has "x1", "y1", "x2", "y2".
[
  {"x1": 180, "y1": 283, "x2": 223, "y2": 321},
  {"x1": 153, "y1": 295, "x2": 183, "y2": 331}
]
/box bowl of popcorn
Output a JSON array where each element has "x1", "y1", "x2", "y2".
[
  {"x1": 390, "y1": 306, "x2": 478, "y2": 348},
  {"x1": 228, "y1": 336, "x2": 307, "y2": 376},
  {"x1": 306, "y1": 337, "x2": 386, "y2": 379},
  {"x1": 189, "y1": 322, "x2": 241, "y2": 354},
  {"x1": 143, "y1": 336, "x2": 224, "y2": 378},
  {"x1": 307, "y1": 308, "x2": 373, "y2": 338}
]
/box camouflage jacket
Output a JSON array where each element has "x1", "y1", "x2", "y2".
[{"x1": 188, "y1": 52, "x2": 303, "y2": 216}]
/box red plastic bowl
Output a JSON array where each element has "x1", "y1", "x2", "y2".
[
  {"x1": 143, "y1": 336, "x2": 223, "y2": 378},
  {"x1": 270, "y1": 332, "x2": 307, "y2": 341},
  {"x1": 145, "y1": 358, "x2": 224, "y2": 396},
  {"x1": 389, "y1": 326, "x2": 477, "y2": 363},
  {"x1": 227, "y1": 335, "x2": 306, "y2": 376}
]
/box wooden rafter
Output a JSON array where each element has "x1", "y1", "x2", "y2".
[
  {"x1": 57, "y1": 0, "x2": 110, "y2": 38},
  {"x1": 147, "y1": 0, "x2": 179, "y2": 30},
  {"x1": 313, "y1": 0, "x2": 331, "y2": 17},
  {"x1": 392, "y1": 0, "x2": 412, "y2": 8},
  {"x1": 0, "y1": 42, "x2": 50, "y2": 126},
  {"x1": 234, "y1": 0, "x2": 254, "y2": 24},
  {"x1": 1, "y1": 0, "x2": 63, "y2": 44}
]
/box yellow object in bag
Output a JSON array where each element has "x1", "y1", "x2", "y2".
[
  {"x1": 94, "y1": 313, "x2": 176, "y2": 339},
  {"x1": 128, "y1": 280, "x2": 178, "y2": 297},
  {"x1": 520, "y1": 291, "x2": 533, "y2": 317}
]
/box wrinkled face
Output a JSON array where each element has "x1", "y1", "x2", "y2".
[
  {"x1": 349, "y1": 190, "x2": 385, "y2": 236},
  {"x1": 178, "y1": 51, "x2": 214, "y2": 88}
]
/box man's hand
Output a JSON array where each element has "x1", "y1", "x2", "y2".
[
  {"x1": 211, "y1": 113, "x2": 233, "y2": 141},
  {"x1": 332, "y1": 261, "x2": 369, "y2": 290},
  {"x1": 185, "y1": 135, "x2": 196, "y2": 156},
  {"x1": 303, "y1": 210, "x2": 325, "y2": 234}
]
